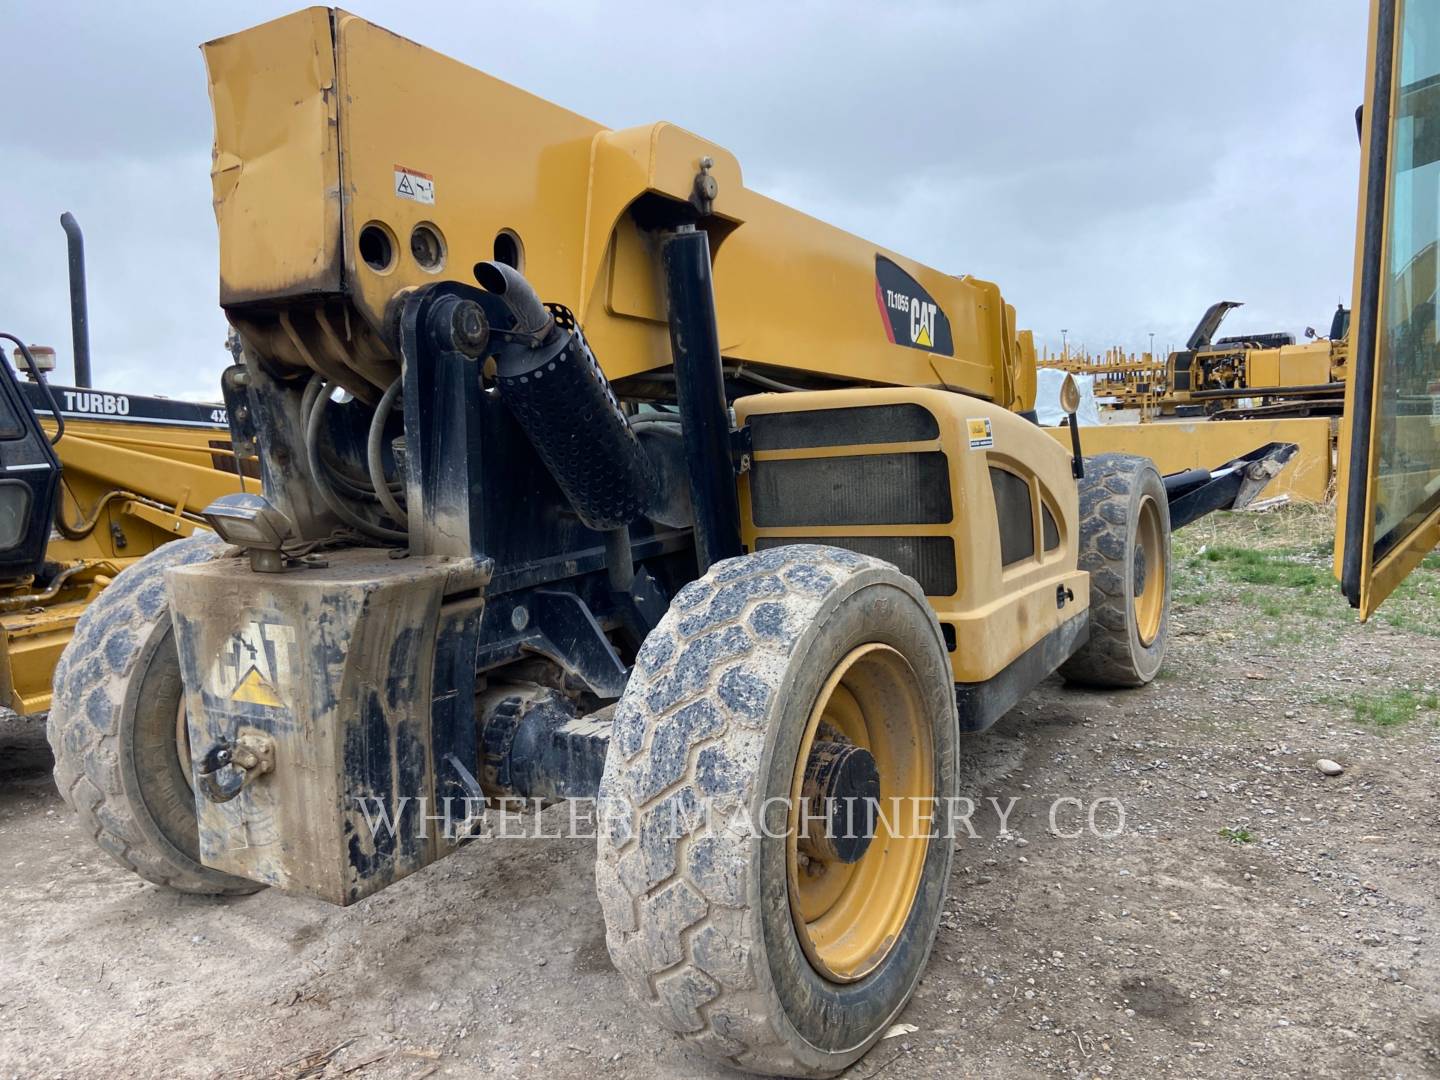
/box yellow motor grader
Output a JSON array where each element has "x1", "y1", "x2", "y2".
[
  {"x1": 0, "y1": 216, "x2": 243, "y2": 723},
  {"x1": 43, "y1": 2, "x2": 1437, "y2": 1075}
]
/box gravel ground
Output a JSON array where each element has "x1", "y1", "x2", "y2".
[{"x1": 1, "y1": 508, "x2": 1437, "y2": 1079}]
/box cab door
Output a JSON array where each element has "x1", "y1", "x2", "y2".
[
  {"x1": 1337, "y1": 0, "x2": 1440, "y2": 618},
  {"x1": 0, "y1": 345, "x2": 62, "y2": 579}
]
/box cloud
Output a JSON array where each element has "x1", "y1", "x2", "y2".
[{"x1": 0, "y1": 0, "x2": 1367, "y2": 395}]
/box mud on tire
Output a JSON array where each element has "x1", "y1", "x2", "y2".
[
  {"x1": 47, "y1": 532, "x2": 260, "y2": 895},
  {"x1": 1060, "y1": 452, "x2": 1171, "y2": 688},
  {"x1": 595, "y1": 545, "x2": 957, "y2": 1077}
]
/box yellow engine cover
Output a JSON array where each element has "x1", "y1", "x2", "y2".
[{"x1": 735, "y1": 388, "x2": 1087, "y2": 684}]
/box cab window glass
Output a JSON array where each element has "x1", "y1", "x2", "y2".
[
  {"x1": 0, "y1": 481, "x2": 30, "y2": 548},
  {"x1": 0, "y1": 380, "x2": 24, "y2": 440},
  {"x1": 1373, "y1": 0, "x2": 1440, "y2": 560}
]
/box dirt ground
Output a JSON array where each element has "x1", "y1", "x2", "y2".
[{"x1": 2, "y1": 506, "x2": 1438, "y2": 1080}]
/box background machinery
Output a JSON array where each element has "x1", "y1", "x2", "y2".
[
  {"x1": 0, "y1": 217, "x2": 243, "y2": 731},
  {"x1": 1166, "y1": 299, "x2": 1350, "y2": 419},
  {"x1": 1041, "y1": 301, "x2": 1352, "y2": 421},
  {"x1": 40, "y1": 8, "x2": 1344, "y2": 1077}
]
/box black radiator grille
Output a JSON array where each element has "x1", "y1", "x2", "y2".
[
  {"x1": 754, "y1": 535, "x2": 957, "y2": 596},
  {"x1": 749, "y1": 403, "x2": 939, "y2": 450},
  {"x1": 750, "y1": 452, "x2": 951, "y2": 527}
]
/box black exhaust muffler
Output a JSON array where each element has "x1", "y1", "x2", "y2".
[{"x1": 478, "y1": 262, "x2": 658, "y2": 532}]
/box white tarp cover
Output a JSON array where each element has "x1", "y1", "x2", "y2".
[{"x1": 1034, "y1": 368, "x2": 1103, "y2": 428}]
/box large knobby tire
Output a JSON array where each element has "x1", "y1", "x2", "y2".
[
  {"x1": 596, "y1": 545, "x2": 957, "y2": 1077},
  {"x1": 48, "y1": 532, "x2": 260, "y2": 895},
  {"x1": 1060, "y1": 453, "x2": 1171, "y2": 688}
]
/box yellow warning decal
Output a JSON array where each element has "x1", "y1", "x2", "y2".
[
  {"x1": 230, "y1": 665, "x2": 283, "y2": 707},
  {"x1": 967, "y1": 417, "x2": 994, "y2": 450}
]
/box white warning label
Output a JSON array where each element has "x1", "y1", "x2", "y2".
[{"x1": 394, "y1": 165, "x2": 435, "y2": 205}]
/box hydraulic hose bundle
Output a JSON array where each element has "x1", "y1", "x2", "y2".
[{"x1": 301, "y1": 373, "x2": 407, "y2": 542}]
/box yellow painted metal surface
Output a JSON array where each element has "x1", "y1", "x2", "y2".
[
  {"x1": 0, "y1": 599, "x2": 90, "y2": 715},
  {"x1": 1045, "y1": 418, "x2": 1334, "y2": 504},
  {"x1": 204, "y1": 9, "x2": 1021, "y2": 406},
  {"x1": 1245, "y1": 340, "x2": 1336, "y2": 389},
  {"x1": 736, "y1": 388, "x2": 1086, "y2": 683},
  {"x1": 0, "y1": 417, "x2": 245, "y2": 715},
  {"x1": 1015, "y1": 330, "x2": 1038, "y2": 412},
  {"x1": 205, "y1": 6, "x2": 343, "y2": 305},
  {"x1": 1247, "y1": 349, "x2": 1281, "y2": 389},
  {"x1": 39, "y1": 416, "x2": 246, "y2": 563}
]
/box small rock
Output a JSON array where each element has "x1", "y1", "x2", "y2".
[
  {"x1": 1315, "y1": 759, "x2": 1344, "y2": 777},
  {"x1": 1015, "y1": 838, "x2": 1029, "y2": 848},
  {"x1": 1383, "y1": 1042, "x2": 1398, "y2": 1057}
]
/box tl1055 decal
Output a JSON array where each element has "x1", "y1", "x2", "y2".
[{"x1": 874, "y1": 255, "x2": 954, "y2": 356}]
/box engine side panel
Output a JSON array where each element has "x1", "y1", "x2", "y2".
[{"x1": 735, "y1": 388, "x2": 1087, "y2": 684}]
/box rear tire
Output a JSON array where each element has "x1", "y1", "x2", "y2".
[
  {"x1": 48, "y1": 533, "x2": 261, "y2": 895},
  {"x1": 1061, "y1": 453, "x2": 1171, "y2": 688},
  {"x1": 595, "y1": 545, "x2": 957, "y2": 1077}
]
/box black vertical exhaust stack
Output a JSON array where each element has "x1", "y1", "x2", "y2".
[
  {"x1": 662, "y1": 226, "x2": 743, "y2": 572},
  {"x1": 59, "y1": 212, "x2": 92, "y2": 389}
]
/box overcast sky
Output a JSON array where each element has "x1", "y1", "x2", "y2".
[{"x1": 0, "y1": 1, "x2": 1366, "y2": 400}]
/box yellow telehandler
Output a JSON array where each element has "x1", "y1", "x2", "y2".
[{"x1": 42, "y1": 2, "x2": 1434, "y2": 1075}]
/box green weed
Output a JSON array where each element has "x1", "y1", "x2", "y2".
[{"x1": 1336, "y1": 687, "x2": 1440, "y2": 727}]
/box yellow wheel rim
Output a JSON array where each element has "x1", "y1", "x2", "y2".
[
  {"x1": 786, "y1": 643, "x2": 934, "y2": 983},
  {"x1": 1134, "y1": 495, "x2": 1165, "y2": 646}
]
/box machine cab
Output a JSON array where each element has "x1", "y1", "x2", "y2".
[
  {"x1": 0, "y1": 344, "x2": 62, "y2": 580},
  {"x1": 1337, "y1": 0, "x2": 1440, "y2": 618}
]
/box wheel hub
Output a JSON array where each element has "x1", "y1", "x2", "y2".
[{"x1": 797, "y1": 740, "x2": 880, "y2": 865}]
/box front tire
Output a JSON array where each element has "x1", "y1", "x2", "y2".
[
  {"x1": 1060, "y1": 453, "x2": 1171, "y2": 687},
  {"x1": 595, "y1": 545, "x2": 957, "y2": 1077},
  {"x1": 48, "y1": 533, "x2": 261, "y2": 895}
]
